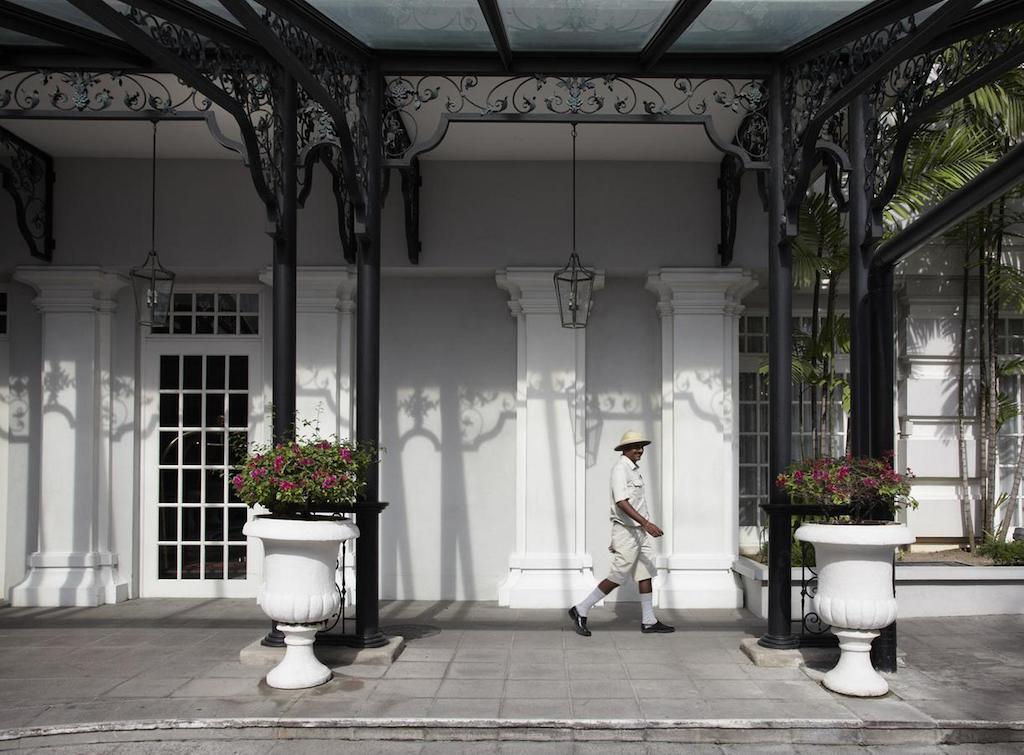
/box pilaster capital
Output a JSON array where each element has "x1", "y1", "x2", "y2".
[
  {"x1": 496, "y1": 267, "x2": 605, "y2": 316},
  {"x1": 13, "y1": 266, "x2": 128, "y2": 314},
  {"x1": 645, "y1": 267, "x2": 757, "y2": 317},
  {"x1": 259, "y1": 266, "x2": 357, "y2": 314}
]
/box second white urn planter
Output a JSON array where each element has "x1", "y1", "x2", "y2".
[
  {"x1": 244, "y1": 516, "x2": 360, "y2": 689},
  {"x1": 794, "y1": 522, "x2": 915, "y2": 697}
]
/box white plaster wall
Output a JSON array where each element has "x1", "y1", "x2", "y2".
[
  {"x1": 379, "y1": 276, "x2": 517, "y2": 600},
  {"x1": 583, "y1": 277, "x2": 662, "y2": 600}
]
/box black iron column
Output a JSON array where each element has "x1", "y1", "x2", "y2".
[
  {"x1": 262, "y1": 73, "x2": 299, "y2": 648},
  {"x1": 352, "y1": 64, "x2": 388, "y2": 649},
  {"x1": 869, "y1": 265, "x2": 899, "y2": 673},
  {"x1": 759, "y1": 67, "x2": 799, "y2": 650},
  {"x1": 848, "y1": 94, "x2": 872, "y2": 458}
]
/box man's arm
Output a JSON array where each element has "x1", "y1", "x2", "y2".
[{"x1": 614, "y1": 499, "x2": 663, "y2": 537}]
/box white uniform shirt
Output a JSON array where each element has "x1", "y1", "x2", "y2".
[{"x1": 610, "y1": 455, "x2": 648, "y2": 527}]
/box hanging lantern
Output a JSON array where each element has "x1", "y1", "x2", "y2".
[
  {"x1": 130, "y1": 121, "x2": 175, "y2": 328},
  {"x1": 554, "y1": 123, "x2": 595, "y2": 328}
]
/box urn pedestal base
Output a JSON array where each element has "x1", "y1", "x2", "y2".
[
  {"x1": 824, "y1": 628, "x2": 889, "y2": 697},
  {"x1": 267, "y1": 622, "x2": 332, "y2": 690}
]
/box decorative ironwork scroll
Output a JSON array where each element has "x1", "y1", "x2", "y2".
[
  {"x1": 0, "y1": 70, "x2": 210, "y2": 115},
  {"x1": 0, "y1": 126, "x2": 54, "y2": 261},
  {"x1": 383, "y1": 75, "x2": 769, "y2": 164},
  {"x1": 717, "y1": 152, "x2": 742, "y2": 267}
]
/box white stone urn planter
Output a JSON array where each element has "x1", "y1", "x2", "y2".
[
  {"x1": 794, "y1": 522, "x2": 915, "y2": 697},
  {"x1": 243, "y1": 516, "x2": 359, "y2": 689}
]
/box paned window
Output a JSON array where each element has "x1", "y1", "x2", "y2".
[
  {"x1": 738, "y1": 315, "x2": 847, "y2": 528},
  {"x1": 150, "y1": 292, "x2": 259, "y2": 336},
  {"x1": 156, "y1": 354, "x2": 250, "y2": 580},
  {"x1": 0, "y1": 291, "x2": 7, "y2": 335}
]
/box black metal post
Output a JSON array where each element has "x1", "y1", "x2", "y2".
[
  {"x1": 869, "y1": 265, "x2": 899, "y2": 672},
  {"x1": 848, "y1": 94, "x2": 872, "y2": 458},
  {"x1": 351, "y1": 64, "x2": 388, "y2": 650},
  {"x1": 759, "y1": 67, "x2": 799, "y2": 650},
  {"x1": 261, "y1": 72, "x2": 298, "y2": 649}
]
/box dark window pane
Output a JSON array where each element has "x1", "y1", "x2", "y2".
[
  {"x1": 182, "y1": 431, "x2": 202, "y2": 465},
  {"x1": 195, "y1": 293, "x2": 214, "y2": 312},
  {"x1": 158, "y1": 507, "x2": 177, "y2": 541},
  {"x1": 159, "y1": 432, "x2": 179, "y2": 465},
  {"x1": 159, "y1": 356, "x2": 179, "y2": 390},
  {"x1": 229, "y1": 356, "x2": 248, "y2": 389},
  {"x1": 217, "y1": 316, "x2": 237, "y2": 335},
  {"x1": 218, "y1": 294, "x2": 237, "y2": 312},
  {"x1": 240, "y1": 293, "x2": 258, "y2": 312},
  {"x1": 195, "y1": 316, "x2": 214, "y2": 334},
  {"x1": 205, "y1": 545, "x2": 224, "y2": 579},
  {"x1": 181, "y1": 545, "x2": 201, "y2": 579},
  {"x1": 228, "y1": 507, "x2": 247, "y2": 541},
  {"x1": 0, "y1": 292, "x2": 7, "y2": 309},
  {"x1": 173, "y1": 293, "x2": 192, "y2": 312},
  {"x1": 159, "y1": 393, "x2": 178, "y2": 427},
  {"x1": 739, "y1": 498, "x2": 759, "y2": 527},
  {"x1": 228, "y1": 394, "x2": 247, "y2": 428},
  {"x1": 205, "y1": 393, "x2": 225, "y2": 428},
  {"x1": 739, "y1": 436, "x2": 757, "y2": 462},
  {"x1": 227, "y1": 546, "x2": 246, "y2": 579},
  {"x1": 173, "y1": 315, "x2": 192, "y2": 334},
  {"x1": 0, "y1": 314, "x2": 7, "y2": 334},
  {"x1": 239, "y1": 315, "x2": 259, "y2": 335},
  {"x1": 182, "y1": 469, "x2": 201, "y2": 503},
  {"x1": 229, "y1": 433, "x2": 247, "y2": 465},
  {"x1": 159, "y1": 469, "x2": 178, "y2": 503},
  {"x1": 205, "y1": 506, "x2": 224, "y2": 541},
  {"x1": 739, "y1": 373, "x2": 756, "y2": 401},
  {"x1": 182, "y1": 394, "x2": 202, "y2": 427},
  {"x1": 206, "y1": 470, "x2": 224, "y2": 503},
  {"x1": 740, "y1": 467, "x2": 758, "y2": 496},
  {"x1": 183, "y1": 356, "x2": 202, "y2": 390},
  {"x1": 206, "y1": 431, "x2": 225, "y2": 465},
  {"x1": 158, "y1": 545, "x2": 177, "y2": 579},
  {"x1": 182, "y1": 507, "x2": 201, "y2": 541},
  {"x1": 207, "y1": 356, "x2": 225, "y2": 390}
]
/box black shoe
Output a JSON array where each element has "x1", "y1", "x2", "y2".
[
  {"x1": 641, "y1": 620, "x2": 675, "y2": 634},
  {"x1": 568, "y1": 606, "x2": 591, "y2": 637}
]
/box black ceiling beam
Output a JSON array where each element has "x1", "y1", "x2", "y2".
[
  {"x1": 475, "y1": 0, "x2": 512, "y2": 71},
  {"x1": 256, "y1": 0, "x2": 370, "y2": 62},
  {"x1": 930, "y1": 0, "x2": 1024, "y2": 48},
  {"x1": 0, "y1": 0, "x2": 149, "y2": 65},
  {"x1": 124, "y1": 0, "x2": 263, "y2": 55},
  {"x1": 641, "y1": 0, "x2": 712, "y2": 70},
  {"x1": 871, "y1": 138, "x2": 1024, "y2": 275},
  {"x1": 378, "y1": 51, "x2": 774, "y2": 77},
  {"x1": 785, "y1": 0, "x2": 937, "y2": 65},
  {"x1": 0, "y1": 45, "x2": 147, "y2": 69}
]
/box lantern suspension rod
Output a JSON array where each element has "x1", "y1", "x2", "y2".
[
  {"x1": 150, "y1": 118, "x2": 157, "y2": 254},
  {"x1": 571, "y1": 121, "x2": 577, "y2": 254}
]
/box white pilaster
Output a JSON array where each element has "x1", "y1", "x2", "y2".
[
  {"x1": 11, "y1": 267, "x2": 129, "y2": 606},
  {"x1": 646, "y1": 268, "x2": 757, "y2": 609},
  {"x1": 496, "y1": 268, "x2": 604, "y2": 607},
  {"x1": 259, "y1": 267, "x2": 356, "y2": 439}
]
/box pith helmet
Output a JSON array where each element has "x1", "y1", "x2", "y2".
[{"x1": 614, "y1": 431, "x2": 652, "y2": 452}]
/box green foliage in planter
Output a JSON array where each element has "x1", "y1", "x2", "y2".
[{"x1": 976, "y1": 537, "x2": 1024, "y2": 566}]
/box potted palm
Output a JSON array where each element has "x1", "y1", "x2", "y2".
[
  {"x1": 234, "y1": 432, "x2": 377, "y2": 689},
  {"x1": 776, "y1": 454, "x2": 916, "y2": 697}
]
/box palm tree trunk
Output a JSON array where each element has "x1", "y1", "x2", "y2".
[{"x1": 957, "y1": 238, "x2": 976, "y2": 549}]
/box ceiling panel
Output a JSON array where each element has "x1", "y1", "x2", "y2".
[
  {"x1": 305, "y1": 0, "x2": 495, "y2": 50},
  {"x1": 498, "y1": 0, "x2": 677, "y2": 52}
]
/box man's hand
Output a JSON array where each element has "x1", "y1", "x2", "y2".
[{"x1": 642, "y1": 521, "x2": 664, "y2": 538}]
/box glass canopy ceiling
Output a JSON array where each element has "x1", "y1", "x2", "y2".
[{"x1": 0, "y1": 0, "x2": 1010, "y2": 62}]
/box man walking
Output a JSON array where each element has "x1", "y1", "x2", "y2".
[{"x1": 568, "y1": 431, "x2": 675, "y2": 636}]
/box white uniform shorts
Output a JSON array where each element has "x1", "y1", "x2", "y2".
[{"x1": 606, "y1": 522, "x2": 657, "y2": 584}]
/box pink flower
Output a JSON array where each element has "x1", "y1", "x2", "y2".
[
  {"x1": 232, "y1": 475, "x2": 244, "y2": 489},
  {"x1": 339, "y1": 448, "x2": 352, "y2": 462},
  {"x1": 793, "y1": 470, "x2": 804, "y2": 481},
  {"x1": 273, "y1": 455, "x2": 284, "y2": 472},
  {"x1": 322, "y1": 475, "x2": 337, "y2": 490},
  {"x1": 318, "y1": 441, "x2": 331, "y2": 450},
  {"x1": 250, "y1": 468, "x2": 267, "y2": 479},
  {"x1": 279, "y1": 480, "x2": 297, "y2": 491}
]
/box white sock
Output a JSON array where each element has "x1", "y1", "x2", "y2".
[
  {"x1": 575, "y1": 587, "x2": 605, "y2": 618},
  {"x1": 640, "y1": 593, "x2": 656, "y2": 625}
]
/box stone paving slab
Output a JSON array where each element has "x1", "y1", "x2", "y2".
[{"x1": 0, "y1": 600, "x2": 1021, "y2": 750}]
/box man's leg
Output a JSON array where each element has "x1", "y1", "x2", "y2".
[
  {"x1": 568, "y1": 580, "x2": 619, "y2": 637},
  {"x1": 638, "y1": 578, "x2": 656, "y2": 625}
]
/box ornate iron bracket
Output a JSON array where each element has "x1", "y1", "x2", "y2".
[
  {"x1": 0, "y1": 125, "x2": 54, "y2": 261},
  {"x1": 717, "y1": 152, "x2": 742, "y2": 267},
  {"x1": 399, "y1": 157, "x2": 421, "y2": 265}
]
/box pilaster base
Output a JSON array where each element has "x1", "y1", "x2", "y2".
[
  {"x1": 10, "y1": 552, "x2": 127, "y2": 606},
  {"x1": 654, "y1": 569, "x2": 743, "y2": 609},
  {"x1": 498, "y1": 554, "x2": 596, "y2": 608}
]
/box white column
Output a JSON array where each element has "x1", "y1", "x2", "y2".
[
  {"x1": 259, "y1": 267, "x2": 356, "y2": 438},
  {"x1": 11, "y1": 267, "x2": 129, "y2": 606},
  {"x1": 646, "y1": 268, "x2": 757, "y2": 609},
  {"x1": 496, "y1": 268, "x2": 604, "y2": 608}
]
